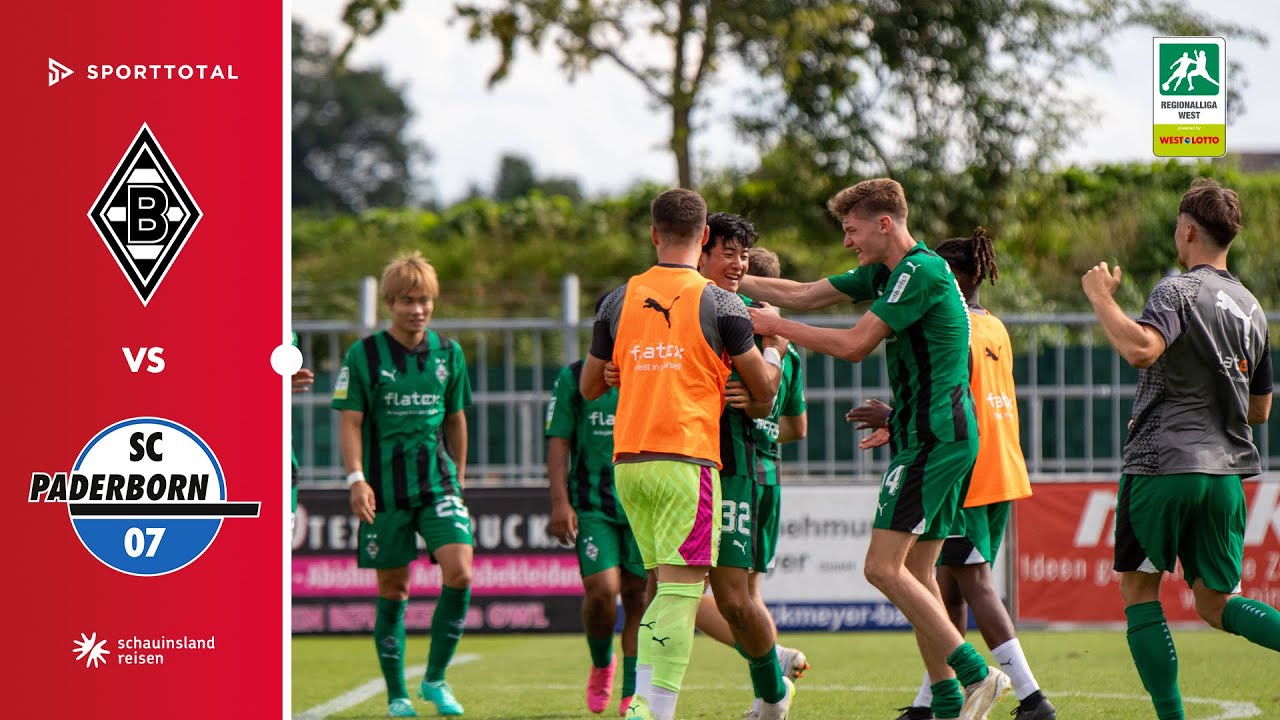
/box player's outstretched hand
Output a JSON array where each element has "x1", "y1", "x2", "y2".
[
  {"x1": 604, "y1": 361, "x2": 621, "y2": 388},
  {"x1": 859, "y1": 427, "x2": 890, "y2": 450},
  {"x1": 747, "y1": 303, "x2": 782, "y2": 337},
  {"x1": 1081, "y1": 261, "x2": 1123, "y2": 304},
  {"x1": 549, "y1": 501, "x2": 578, "y2": 547},
  {"x1": 292, "y1": 368, "x2": 315, "y2": 393},
  {"x1": 350, "y1": 480, "x2": 376, "y2": 524},
  {"x1": 846, "y1": 398, "x2": 892, "y2": 429}
]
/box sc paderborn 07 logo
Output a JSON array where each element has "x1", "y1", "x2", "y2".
[
  {"x1": 89, "y1": 124, "x2": 201, "y2": 306},
  {"x1": 28, "y1": 418, "x2": 259, "y2": 576}
]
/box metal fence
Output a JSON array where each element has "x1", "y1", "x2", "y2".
[{"x1": 293, "y1": 278, "x2": 1278, "y2": 487}]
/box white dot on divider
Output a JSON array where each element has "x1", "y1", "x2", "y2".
[{"x1": 270, "y1": 344, "x2": 303, "y2": 377}]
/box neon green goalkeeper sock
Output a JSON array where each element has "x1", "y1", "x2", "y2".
[
  {"x1": 1222, "y1": 596, "x2": 1280, "y2": 652},
  {"x1": 425, "y1": 585, "x2": 470, "y2": 683},
  {"x1": 374, "y1": 597, "x2": 408, "y2": 700},
  {"x1": 1126, "y1": 601, "x2": 1184, "y2": 720},
  {"x1": 637, "y1": 581, "x2": 703, "y2": 693}
]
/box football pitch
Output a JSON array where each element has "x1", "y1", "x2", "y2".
[{"x1": 293, "y1": 629, "x2": 1277, "y2": 719}]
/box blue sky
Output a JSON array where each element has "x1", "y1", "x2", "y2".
[{"x1": 295, "y1": 1, "x2": 1279, "y2": 203}]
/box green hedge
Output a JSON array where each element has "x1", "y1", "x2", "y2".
[{"x1": 294, "y1": 161, "x2": 1280, "y2": 322}]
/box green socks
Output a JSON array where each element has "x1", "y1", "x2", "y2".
[
  {"x1": 930, "y1": 678, "x2": 964, "y2": 720},
  {"x1": 747, "y1": 646, "x2": 786, "y2": 704},
  {"x1": 622, "y1": 655, "x2": 638, "y2": 698},
  {"x1": 587, "y1": 635, "x2": 614, "y2": 668},
  {"x1": 375, "y1": 597, "x2": 408, "y2": 699},
  {"x1": 1222, "y1": 596, "x2": 1280, "y2": 651},
  {"x1": 637, "y1": 581, "x2": 703, "y2": 693},
  {"x1": 426, "y1": 585, "x2": 471, "y2": 683},
  {"x1": 1126, "y1": 601, "x2": 1183, "y2": 720},
  {"x1": 946, "y1": 642, "x2": 989, "y2": 687}
]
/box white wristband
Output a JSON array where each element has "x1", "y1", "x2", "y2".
[
  {"x1": 345, "y1": 470, "x2": 366, "y2": 487},
  {"x1": 762, "y1": 347, "x2": 782, "y2": 369}
]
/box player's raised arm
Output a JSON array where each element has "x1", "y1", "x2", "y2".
[
  {"x1": 749, "y1": 303, "x2": 892, "y2": 363},
  {"x1": 738, "y1": 274, "x2": 848, "y2": 312},
  {"x1": 1082, "y1": 262, "x2": 1167, "y2": 369}
]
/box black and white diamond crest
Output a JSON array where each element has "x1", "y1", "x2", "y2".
[{"x1": 88, "y1": 124, "x2": 201, "y2": 306}]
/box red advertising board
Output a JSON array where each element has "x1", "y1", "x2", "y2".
[{"x1": 1016, "y1": 480, "x2": 1280, "y2": 624}]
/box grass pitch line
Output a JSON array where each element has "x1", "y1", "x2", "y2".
[
  {"x1": 293, "y1": 653, "x2": 479, "y2": 720},
  {"x1": 493, "y1": 683, "x2": 1261, "y2": 719}
]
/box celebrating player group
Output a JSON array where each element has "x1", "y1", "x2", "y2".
[{"x1": 333, "y1": 177, "x2": 1274, "y2": 720}]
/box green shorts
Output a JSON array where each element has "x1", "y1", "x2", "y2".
[
  {"x1": 938, "y1": 500, "x2": 1010, "y2": 566},
  {"x1": 576, "y1": 510, "x2": 646, "y2": 579},
  {"x1": 753, "y1": 483, "x2": 781, "y2": 573},
  {"x1": 1114, "y1": 473, "x2": 1245, "y2": 593},
  {"x1": 874, "y1": 437, "x2": 976, "y2": 541},
  {"x1": 718, "y1": 474, "x2": 756, "y2": 569},
  {"x1": 615, "y1": 460, "x2": 720, "y2": 570},
  {"x1": 357, "y1": 494, "x2": 475, "y2": 569}
]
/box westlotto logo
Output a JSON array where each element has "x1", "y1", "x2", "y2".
[
  {"x1": 46, "y1": 58, "x2": 238, "y2": 86},
  {"x1": 1157, "y1": 135, "x2": 1221, "y2": 145}
]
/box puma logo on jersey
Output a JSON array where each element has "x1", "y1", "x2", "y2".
[
  {"x1": 651, "y1": 636, "x2": 671, "y2": 646},
  {"x1": 904, "y1": 261, "x2": 921, "y2": 272},
  {"x1": 984, "y1": 347, "x2": 999, "y2": 361},
  {"x1": 1215, "y1": 289, "x2": 1260, "y2": 353},
  {"x1": 380, "y1": 369, "x2": 397, "y2": 382},
  {"x1": 732, "y1": 539, "x2": 748, "y2": 553},
  {"x1": 643, "y1": 296, "x2": 680, "y2": 328}
]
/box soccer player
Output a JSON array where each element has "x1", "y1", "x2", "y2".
[
  {"x1": 291, "y1": 330, "x2": 315, "y2": 527},
  {"x1": 691, "y1": 237, "x2": 811, "y2": 719},
  {"x1": 332, "y1": 251, "x2": 474, "y2": 718},
  {"x1": 1082, "y1": 179, "x2": 1277, "y2": 720},
  {"x1": 546, "y1": 359, "x2": 648, "y2": 715},
  {"x1": 681, "y1": 218, "x2": 808, "y2": 717},
  {"x1": 742, "y1": 178, "x2": 1010, "y2": 720},
  {"x1": 580, "y1": 189, "x2": 790, "y2": 720},
  {"x1": 849, "y1": 228, "x2": 1056, "y2": 720}
]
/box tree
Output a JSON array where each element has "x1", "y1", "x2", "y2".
[
  {"x1": 292, "y1": 20, "x2": 428, "y2": 212},
  {"x1": 729, "y1": 1, "x2": 1265, "y2": 238},
  {"x1": 336, "y1": 1, "x2": 1263, "y2": 202},
  {"x1": 493, "y1": 153, "x2": 584, "y2": 202},
  {"x1": 494, "y1": 153, "x2": 537, "y2": 201}
]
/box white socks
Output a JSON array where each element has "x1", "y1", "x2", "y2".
[
  {"x1": 648, "y1": 686, "x2": 678, "y2": 720},
  {"x1": 913, "y1": 672, "x2": 934, "y2": 707},
  {"x1": 991, "y1": 638, "x2": 1040, "y2": 700}
]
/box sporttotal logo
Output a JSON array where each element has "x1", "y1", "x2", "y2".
[
  {"x1": 89, "y1": 124, "x2": 202, "y2": 305},
  {"x1": 1152, "y1": 37, "x2": 1225, "y2": 158},
  {"x1": 48, "y1": 57, "x2": 73, "y2": 86}
]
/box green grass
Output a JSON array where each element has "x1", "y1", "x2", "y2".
[{"x1": 293, "y1": 630, "x2": 1279, "y2": 719}]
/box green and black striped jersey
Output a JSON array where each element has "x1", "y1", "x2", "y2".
[
  {"x1": 752, "y1": 345, "x2": 805, "y2": 485},
  {"x1": 331, "y1": 329, "x2": 472, "y2": 511},
  {"x1": 545, "y1": 361, "x2": 624, "y2": 520},
  {"x1": 827, "y1": 243, "x2": 977, "y2": 448}
]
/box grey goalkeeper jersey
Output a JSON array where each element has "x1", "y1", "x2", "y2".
[{"x1": 1123, "y1": 265, "x2": 1273, "y2": 476}]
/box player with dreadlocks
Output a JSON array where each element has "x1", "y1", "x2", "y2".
[{"x1": 850, "y1": 227, "x2": 1057, "y2": 720}]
